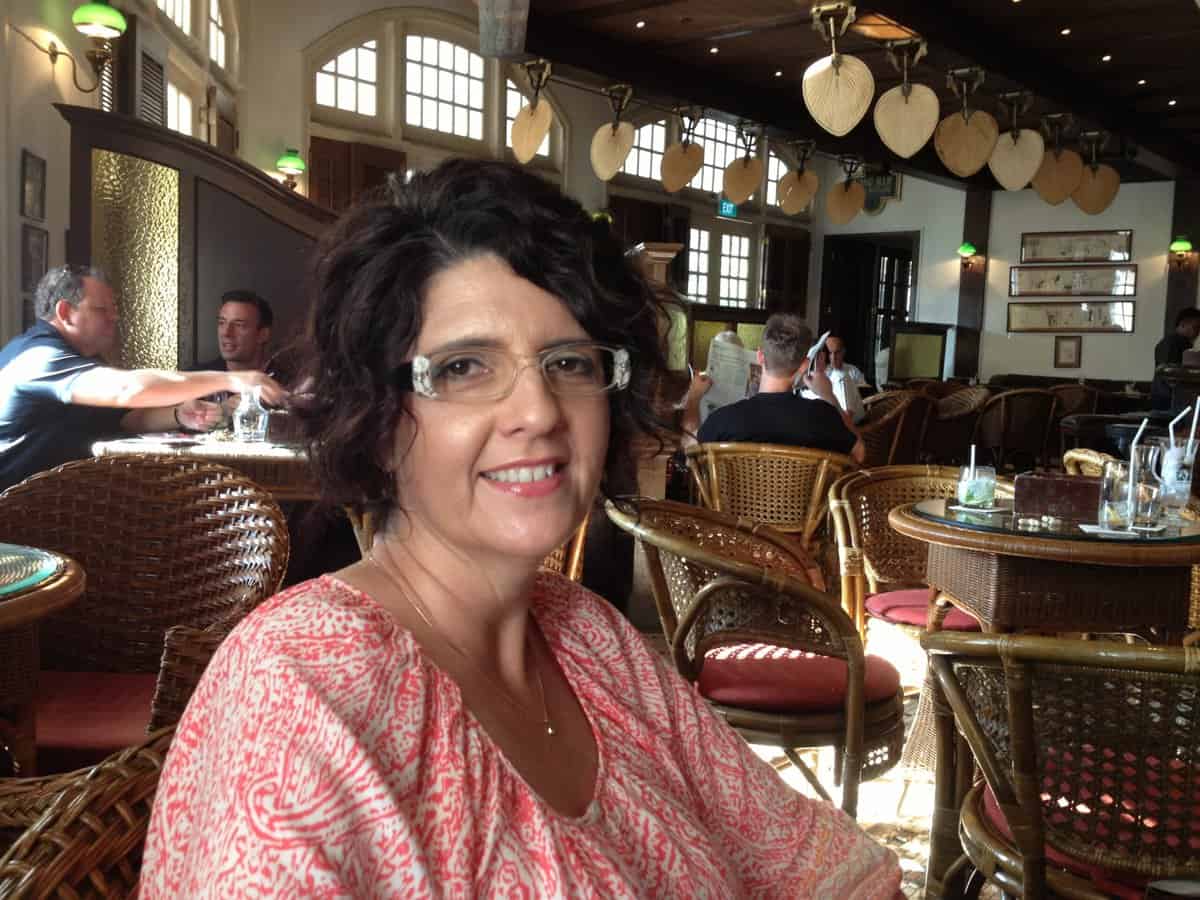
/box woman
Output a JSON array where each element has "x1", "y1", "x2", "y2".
[{"x1": 142, "y1": 159, "x2": 900, "y2": 897}]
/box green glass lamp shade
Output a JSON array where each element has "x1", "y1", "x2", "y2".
[
  {"x1": 276, "y1": 150, "x2": 306, "y2": 176},
  {"x1": 1170, "y1": 236, "x2": 1194, "y2": 254},
  {"x1": 957, "y1": 241, "x2": 977, "y2": 258},
  {"x1": 72, "y1": 2, "x2": 128, "y2": 39}
]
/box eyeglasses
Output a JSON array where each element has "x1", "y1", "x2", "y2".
[{"x1": 396, "y1": 341, "x2": 631, "y2": 403}]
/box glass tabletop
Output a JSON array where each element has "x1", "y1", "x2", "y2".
[
  {"x1": 0, "y1": 543, "x2": 64, "y2": 598},
  {"x1": 911, "y1": 498, "x2": 1200, "y2": 544}
]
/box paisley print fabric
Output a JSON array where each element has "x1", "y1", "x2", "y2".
[{"x1": 142, "y1": 573, "x2": 900, "y2": 898}]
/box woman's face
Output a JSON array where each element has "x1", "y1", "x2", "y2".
[{"x1": 391, "y1": 254, "x2": 610, "y2": 567}]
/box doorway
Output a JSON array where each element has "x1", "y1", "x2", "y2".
[{"x1": 819, "y1": 231, "x2": 919, "y2": 384}]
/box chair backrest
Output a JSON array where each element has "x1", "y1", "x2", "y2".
[
  {"x1": 1049, "y1": 383, "x2": 1100, "y2": 418},
  {"x1": 830, "y1": 466, "x2": 1015, "y2": 593},
  {"x1": 974, "y1": 389, "x2": 1058, "y2": 467},
  {"x1": 860, "y1": 391, "x2": 916, "y2": 467},
  {"x1": 684, "y1": 443, "x2": 855, "y2": 547},
  {"x1": 1062, "y1": 447, "x2": 1116, "y2": 477},
  {"x1": 0, "y1": 455, "x2": 289, "y2": 673},
  {"x1": 538, "y1": 509, "x2": 591, "y2": 582},
  {"x1": 935, "y1": 386, "x2": 991, "y2": 420},
  {"x1": 892, "y1": 392, "x2": 935, "y2": 465},
  {"x1": 605, "y1": 498, "x2": 830, "y2": 671},
  {"x1": 923, "y1": 632, "x2": 1200, "y2": 890},
  {"x1": 0, "y1": 727, "x2": 173, "y2": 897}
]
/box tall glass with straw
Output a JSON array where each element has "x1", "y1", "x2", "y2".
[
  {"x1": 1160, "y1": 404, "x2": 1198, "y2": 522},
  {"x1": 957, "y1": 445, "x2": 996, "y2": 508}
]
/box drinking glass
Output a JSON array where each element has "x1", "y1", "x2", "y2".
[
  {"x1": 1132, "y1": 482, "x2": 1161, "y2": 529},
  {"x1": 956, "y1": 465, "x2": 996, "y2": 508},
  {"x1": 233, "y1": 386, "x2": 269, "y2": 442},
  {"x1": 1155, "y1": 438, "x2": 1195, "y2": 523},
  {"x1": 1130, "y1": 443, "x2": 1162, "y2": 528},
  {"x1": 1099, "y1": 460, "x2": 1131, "y2": 529}
]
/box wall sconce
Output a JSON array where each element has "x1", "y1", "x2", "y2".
[
  {"x1": 276, "y1": 149, "x2": 306, "y2": 190},
  {"x1": 11, "y1": 2, "x2": 126, "y2": 93},
  {"x1": 957, "y1": 241, "x2": 982, "y2": 270},
  {"x1": 1169, "y1": 235, "x2": 1196, "y2": 271}
]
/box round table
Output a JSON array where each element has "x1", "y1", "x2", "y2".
[
  {"x1": 0, "y1": 543, "x2": 85, "y2": 775},
  {"x1": 888, "y1": 499, "x2": 1200, "y2": 897}
]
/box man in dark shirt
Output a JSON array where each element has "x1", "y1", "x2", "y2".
[
  {"x1": 190, "y1": 290, "x2": 275, "y2": 406},
  {"x1": 0, "y1": 266, "x2": 286, "y2": 490},
  {"x1": 682, "y1": 313, "x2": 864, "y2": 462},
  {"x1": 1151, "y1": 308, "x2": 1200, "y2": 409}
]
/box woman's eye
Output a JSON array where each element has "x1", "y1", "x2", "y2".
[
  {"x1": 550, "y1": 354, "x2": 596, "y2": 376},
  {"x1": 436, "y1": 356, "x2": 490, "y2": 380}
]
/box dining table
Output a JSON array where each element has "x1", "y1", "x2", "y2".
[
  {"x1": 0, "y1": 543, "x2": 85, "y2": 775},
  {"x1": 889, "y1": 498, "x2": 1200, "y2": 898}
]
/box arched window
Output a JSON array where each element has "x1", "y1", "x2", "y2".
[
  {"x1": 765, "y1": 151, "x2": 787, "y2": 207},
  {"x1": 404, "y1": 35, "x2": 484, "y2": 140},
  {"x1": 208, "y1": 0, "x2": 227, "y2": 68},
  {"x1": 620, "y1": 120, "x2": 666, "y2": 181},
  {"x1": 316, "y1": 40, "x2": 378, "y2": 117},
  {"x1": 689, "y1": 118, "x2": 744, "y2": 195},
  {"x1": 157, "y1": 0, "x2": 191, "y2": 34},
  {"x1": 505, "y1": 81, "x2": 548, "y2": 157}
]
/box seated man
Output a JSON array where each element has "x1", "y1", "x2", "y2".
[
  {"x1": 799, "y1": 334, "x2": 867, "y2": 424},
  {"x1": 682, "y1": 313, "x2": 864, "y2": 462},
  {"x1": 0, "y1": 266, "x2": 285, "y2": 491},
  {"x1": 191, "y1": 290, "x2": 274, "y2": 407}
]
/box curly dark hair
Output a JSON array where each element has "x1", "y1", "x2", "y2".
[{"x1": 295, "y1": 158, "x2": 677, "y2": 512}]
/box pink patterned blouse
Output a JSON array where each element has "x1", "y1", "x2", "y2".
[{"x1": 142, "y1": 573, "x2": 900, "y2": 898}]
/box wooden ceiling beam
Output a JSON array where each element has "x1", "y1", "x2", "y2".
[
  {"x1": 863, "y1": 0, "x2": 1195, "y2": 177},
  {"x1": 566, "y1": 0, "x2": 682, "y2": 22}
]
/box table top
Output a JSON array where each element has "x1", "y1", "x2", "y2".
[
  {"x1": 92, "y1": 432, "x2": 305, "y2": 461},
  {"x1": 0, "y1": 543, "x2": 85, "y2": 631},
  {"x1": 890, "y1": 499, "x2": 1200, "y2": 566}
]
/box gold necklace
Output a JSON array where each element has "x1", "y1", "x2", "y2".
[{"x1": 365, "y1": 555, "x2": 555, "y2": 737}]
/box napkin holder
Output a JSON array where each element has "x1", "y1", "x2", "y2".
[{"x1": 1013, "y1": 472, "x2": 1101, "y2": 522}]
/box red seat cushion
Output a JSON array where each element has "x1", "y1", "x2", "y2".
[
  {"x1": 866, "y1": 588, "x2": 981, "y2": 631},
  {"x1": 36, "y1": 671, "x2": 157, "y2": 753},
  {"x1": 981, "y1": 785, "x2": 1153, "y2": 900},
  {"x1": 697, "y1": 644, "x2": 901, "y2": 713}
]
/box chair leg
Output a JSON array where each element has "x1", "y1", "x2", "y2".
[{"x1": 783, "y1": 748, "x2": 833, "y2": 803}]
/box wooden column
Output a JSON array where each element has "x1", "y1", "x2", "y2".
[
  {"x1": 1164, "y1": 177, "x2": 1200, "y2": 331},
  {"x1": 955, "y1": 188, "x2": 991, "y2": 378}
]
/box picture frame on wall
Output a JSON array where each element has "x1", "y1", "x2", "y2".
[
  {"x1": 1020, "y1": 230, "x2": 1133, "y2": 264},
  {"x1": 20, "y1": 150, "x2": 46, "y2": 221},
  {"x1": 1008, "y1": 300, "x2": 1135, "y2": 334},
  {"x1": 20, "y1": 224, "x2": 49, "y2": 294},
  {"x1": 1009, "y1": 263, "x2": 1137, "y2": 297},
  {"x1": 1054, "y1": 335, "x2": 1083, "y2": 368}
]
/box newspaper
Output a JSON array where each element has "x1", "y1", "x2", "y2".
[{"x1": 699, "y1": 340, "x2": 760, "y2": 424}]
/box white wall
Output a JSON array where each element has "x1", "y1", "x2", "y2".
[{"x1": 979, "y1": 181, "x2": 1176, "y2": 382}]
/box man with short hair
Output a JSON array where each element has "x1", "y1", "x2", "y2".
[
  {"x1": 194, "y1": 290, "x2": 274, "y2": 373},
  {"x1": 1152, "y1": 307, "x2": 1200, "y2": 409},
  {"x1": 682, "y1": 313, "x2": 864, "y2": 462},
  {"x1": 800, "y1": 334, "x2": 867, "y2": 424},
  {"x1": 0, "y1": 266, "x2": 285, "y2": 490}
]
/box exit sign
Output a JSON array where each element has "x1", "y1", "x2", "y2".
[{"x1": 717, "y1": 198, "x2": 739, "y2": 218}]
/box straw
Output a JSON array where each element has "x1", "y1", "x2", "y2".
[
  {"x1": 1127, "y1": 418, "x2": 1149, "y2": 529},
  {"x1": 1169, "y1": 405, "x2": 1192, "y2": 450},
  {"x1": 969, "y1": 445, "x2": 976, "y2": 480},
  {"x1": 1189, "y1": 404, "x2": 1200, "y2": 459}
]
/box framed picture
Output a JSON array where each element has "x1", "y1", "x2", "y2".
[
  {"x1": 1020, "y1": 230, "x2": 1133, "y2": 263},
  {"x1": 1009, "y1": 263, "x2": 1137, "y2": 297},
  {"x1": 1054, "y1": 335, "x2": 1082, "y2": 368},
  {"x1": 1007, "y1": 300, "x2": 1135, "y2": 334},
  {"x1": 20, "y1": 150, "x2": 46, "y2": 221},
  {"x1": 862, "y1": 170, "x2": 902, "y2": 216},
  {"x1": 20, "y1": 224, "x2": 49, "y2": 294}
]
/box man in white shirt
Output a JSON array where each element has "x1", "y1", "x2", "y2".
[{"x1": 800, "y1": 334, "x2": 867, "y2": 424}]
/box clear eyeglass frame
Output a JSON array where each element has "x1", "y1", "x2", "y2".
[{"x1": 398, "y1": 341, "x2": 631, "y2": 403}]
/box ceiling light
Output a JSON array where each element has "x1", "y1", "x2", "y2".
[
  {"x1": 774, "y1": 69, "x2": 783, "y2": 77},
  {"x1": 635, "y1": 20, "x2": 645, "y2": 29},
  {"x1": 1060, "y1": 27, "x2": 1071, "y2": 35},
  {"x1": 1169, "y1": 99, "x2": 1178, "y2": 106},
  {"x1": 1138, "y1": 78, "x2": 1147, "y2": 85},
  {"x1": 710, "y1": 46, "x2": 719, "y2": 54},
  {"x1": 1101, "y1": 54, "x2": 1112, "y2": 62}
]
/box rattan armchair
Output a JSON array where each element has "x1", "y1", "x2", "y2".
[
  {"x1": 606, "y1": 498, "x2": 903, "y2": 818},
  {"x1": 923, "y1": 632, "x2": 1200, "y2": 898},
  {"x1": 921, "y1": 386, "x2": 991, "y2": 465},
  {"x1": 973, "y1": 388, "x2": 1058, "y2": 471},
  {"x1": 0, "y1": 454, "x2": 288, "y2": 769},
  {"x1": 538, "y1": 510, "x2": 591, "y2": 582},
  {"x1": 684, "y1": 443, "x2": 855, "y2": 554},
  {"x1": 859, "y1": 391, "x2": 917, "y2": 467}
]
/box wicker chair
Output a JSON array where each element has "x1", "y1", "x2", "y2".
[
  {"x1": 1049, "y1": 384, "x2": 1101, "y2": 461},
  {"x1": 892, "y1": 391, "x2": 935, "y2": 466},
  {"x1": 684, "y1": 443, "x2": 855, "y2": 554},
  {"x1": 606, "y1": 498, "x2": 904, "y2": 818},
  {"x1": 910, "y1": 380, "x2": 968, "y2": 399},
  {"x1": 0, "y1": 727, "x2": 173, "y2": 897},
  {"x1": 0, "y1": 454, "x2": 288, "y2": 769},
  {"x1": 923, "y1": 632, "x2": 1200, "y2": 898},
  {"x1": 859, "y1": 391, "x2": 917, "y2": 467},
  {"x1": 1062, "y1": 447, "x2": 1116, "y2": 477},
  {"x1": 921, "y1": 386, "x2": 991, "y2": 465},
  {"x1": 973, "y1": 389, "x2": 1058, "y2": 472},
  {"x1": 537, "y1": 510, "x2": 591, "y2": 582}
]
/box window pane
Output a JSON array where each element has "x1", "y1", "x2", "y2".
[
  {"x1": 453, "y1": 105, "x2": 467, "y2": 137},
  {"x1": 358, "y1": 48, "x2": 376, "y2": 83},
  {"x1": 406, "y1": 95, "x2": 421, "y2": 125},
  {"x1": 469, "y1": 53, "x2": 483, "y2": 78},
  {"x1": 469, "y1": 110, "x2": 483, "y2": 140},
  {"x1": 453, "y1": 73, "x2": 468, "y2": 105},
  {"x1": 337, "y1": 77, "x2": 355, "y2": 111},
  {"x1": 406, "y1": 62, "x2": 421, "y2": 94},
  {"x1": 364, "y1": 40, "x2": 376, "y2": 50},
  {"x1": 358, "y1": 83, "x2": 376, "y2": 117},
  {"x1": 423, "y1": 37, "x2": 438, "y2": 64},
  {"x1": 403, "y1": 35, "x2": 486, "y2": 142},
  {"x1": 406, "y1": 34, "x2": 422, "y2": 62},
  {"x1": 437, "y1": 102, "x2": 452, "y2": 133},
  {"x1": 438, "y1": 69, "x2": 452, "y2": 102},
  {"x1": 454, "y1": 45, "x2": 468, "y2": 71},
  {"x1": 422, "y1": 97, "x2": 437, "y2": 130},
  {"x1": 337, "y1": 48, "x2": 356, "y2": 78},
  {"x1": 438, "y1": 40, "x2": 453, "y2": 69},
  {"x1": 469, "y1": 78, "x2": 483, "y2": 110}
]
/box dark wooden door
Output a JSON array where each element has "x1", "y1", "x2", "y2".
[
  {"x1": 309, "y1": 136, "x2": 406, "y2": 212},
  {"x1": 762, "y1": 223, "x2": 811, "y2": 316},
  {"x1": 819, "y1": 237, "x2": 878, "y2": 368}
]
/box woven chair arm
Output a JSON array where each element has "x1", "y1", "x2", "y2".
[
  {"x1": 148, "y1": 624, "x2": 231, "y2": 731},
  {"x1": 923, "y1": 631, "x2": 1198, "y2": 673}
]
